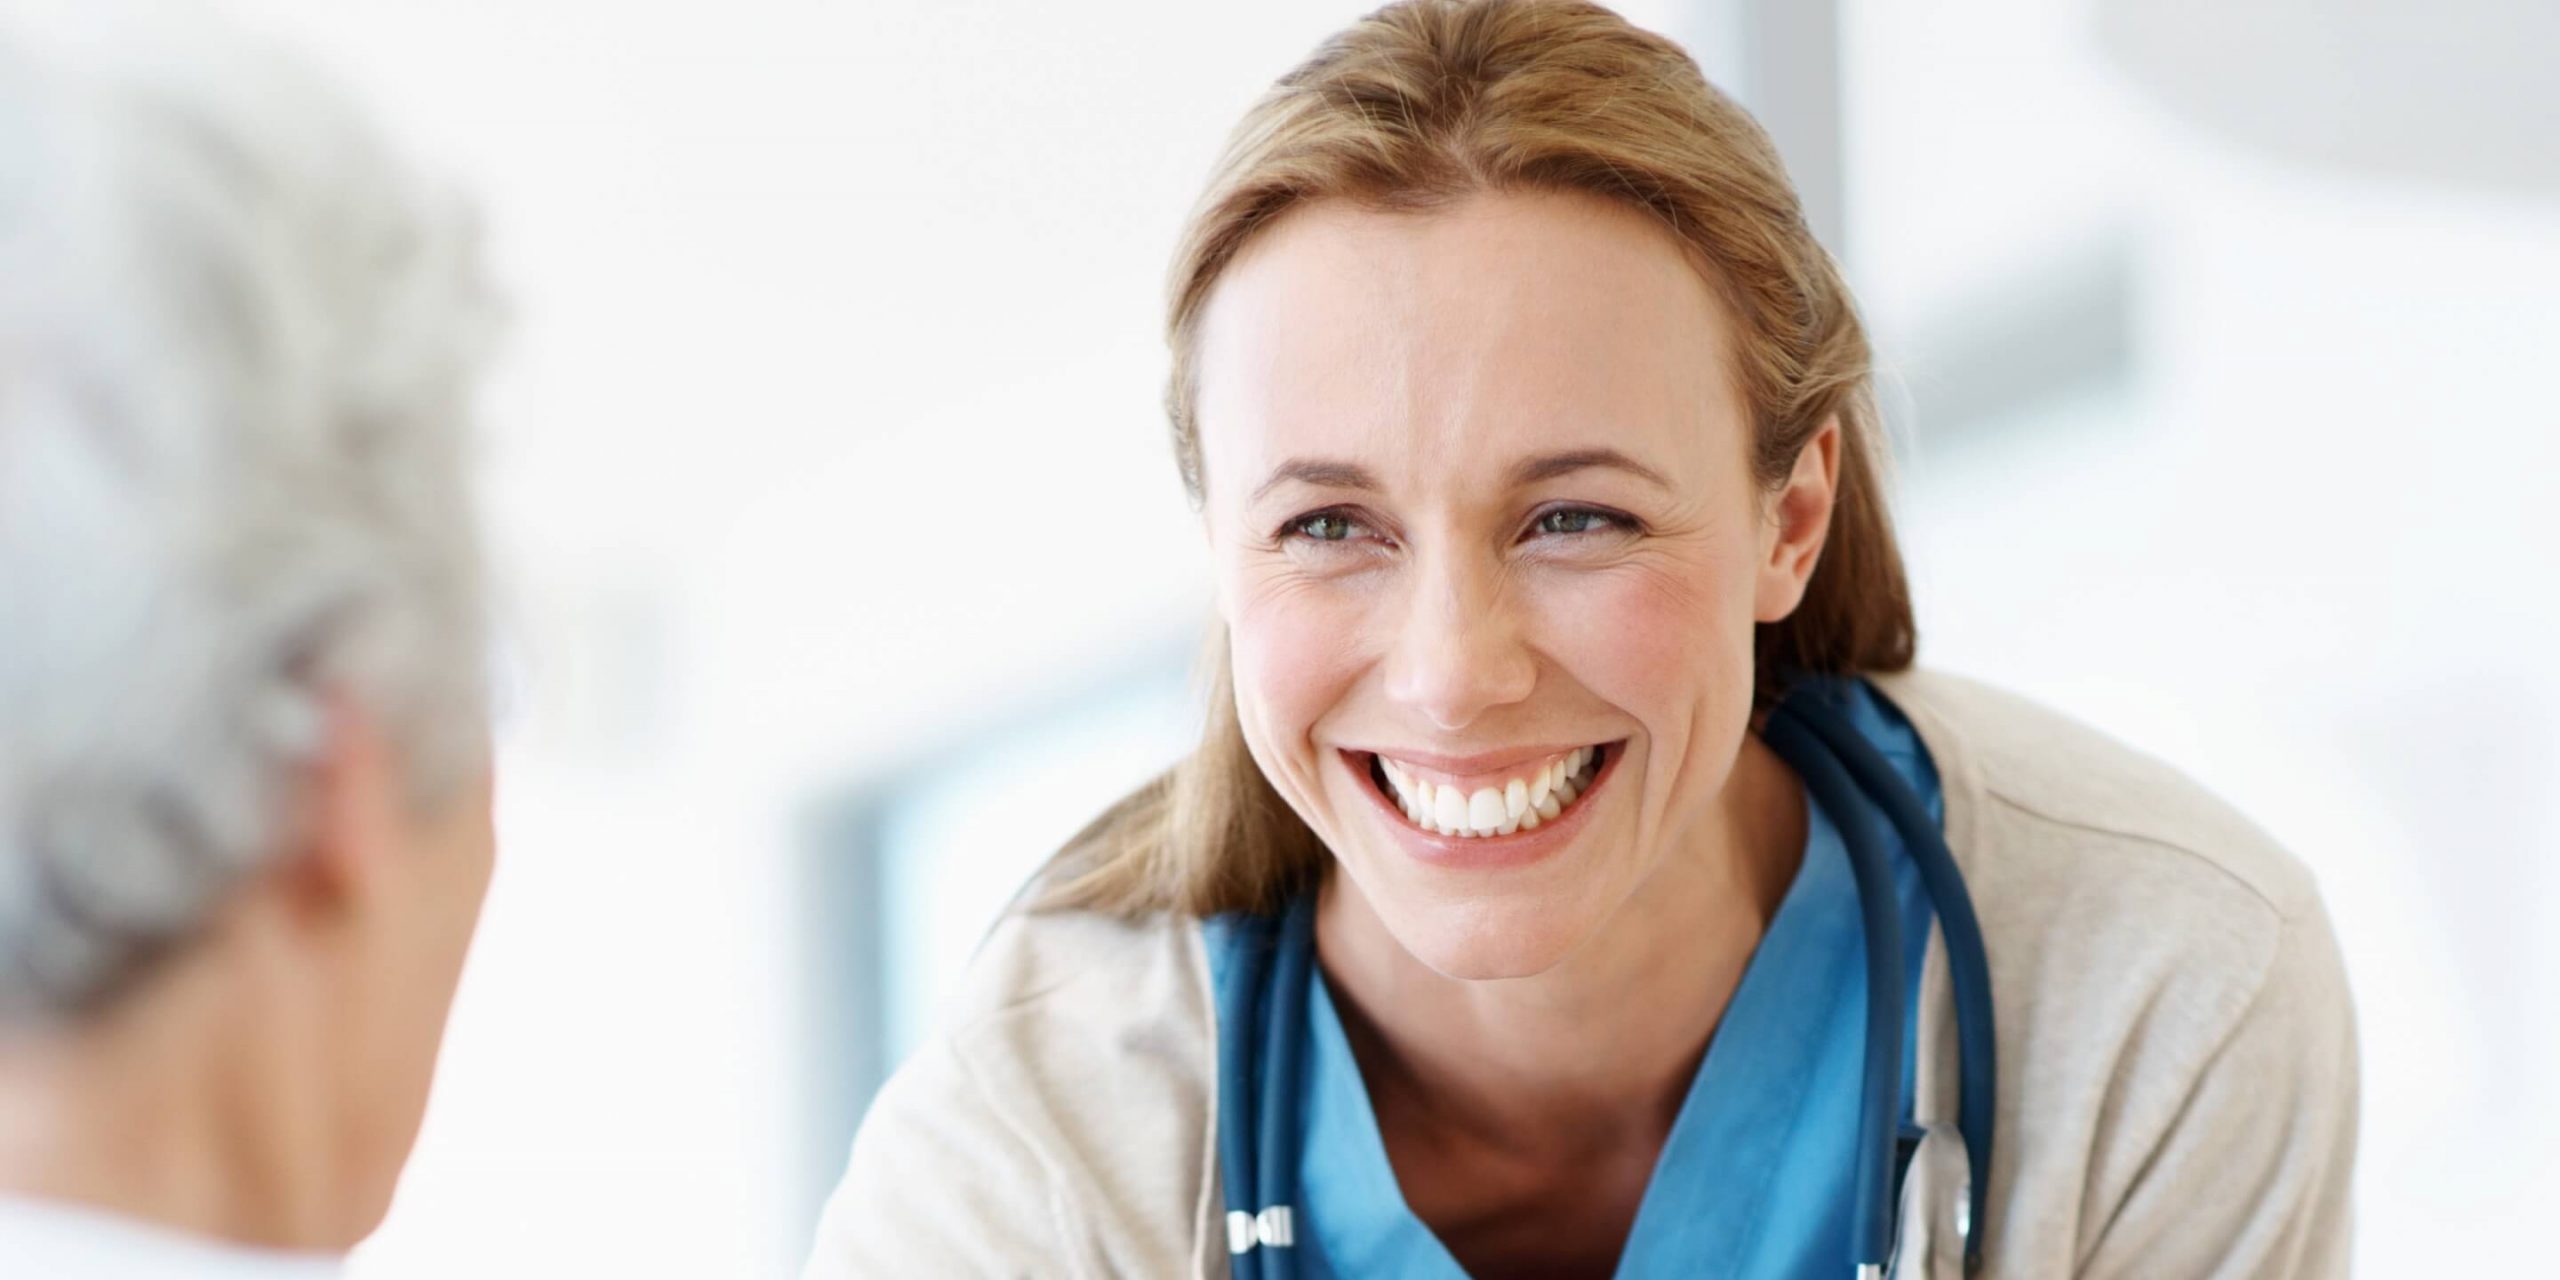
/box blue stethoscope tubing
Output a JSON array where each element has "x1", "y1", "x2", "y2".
[
  {"x1": 1761, "y1": 684, "x2": 1997, "y2": 1276},
  {"x1": 1215, "y1": 679, "x2": 1997, "y2": 1279}
]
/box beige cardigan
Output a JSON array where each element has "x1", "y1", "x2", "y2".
[{"x1": 804, "y1": 669, "x2": 2359, "y2": 1277}]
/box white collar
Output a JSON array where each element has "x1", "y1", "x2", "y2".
[{"x1": 0, "y1": 1194, "x2": 343, "y2": 1279}]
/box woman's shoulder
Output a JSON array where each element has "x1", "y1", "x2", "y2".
[
  {"x1": 1868, "y1": 672, "x2": 2358, "y2": 1276},
  {"x1": 1872, "y1": 666, "x2": 2351, "y2": 1112},
  {"x1": 1869, "y1": 666, "x2": 2325, "y2": 925},
  {"x1": 923, "y1": 892, "x2": 1216, "y2": 1120},
  {"x1": 807, "y1": 903, "x2": 1219, "y2": 1278},
  {"x1": 944, "y1": 899, "x2": 1214, "y2": 1038}
]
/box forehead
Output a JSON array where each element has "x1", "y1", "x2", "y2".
[{"x1": 1191, "y1": 188, "x2": 1746, "y2": 493}]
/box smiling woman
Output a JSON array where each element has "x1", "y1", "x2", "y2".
[{"x1": 803, "y1": 3, "x2": 2357, "y2": 1278}]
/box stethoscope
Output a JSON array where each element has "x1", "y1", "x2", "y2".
[{"x1": 1213, "y1": 677, "x2": 1999, "y2": 1278}]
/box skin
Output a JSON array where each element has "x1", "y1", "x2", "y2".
[
  {"x1": 0, "y1": 692, "x2": 494, "y2": 1251},
  {"x1": 1194, "y1": 188, "x2": 1841, "y2": 1278}
]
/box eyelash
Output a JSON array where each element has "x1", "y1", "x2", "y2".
[{"x1": 1275, "y1": 504, "x2": 1638, "y2": 548}]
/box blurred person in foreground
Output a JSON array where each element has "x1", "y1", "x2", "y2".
[{"x1": 0, "y1": 3, "x2": 498, "y2": 1274}]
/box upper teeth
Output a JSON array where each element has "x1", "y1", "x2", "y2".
[{"x1": 1379, "y1": 747, "x2": 1599, "y2": 839}]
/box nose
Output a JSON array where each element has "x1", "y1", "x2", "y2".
[{"x1": 1380, "y1": 548, "x2": 1538, "y2": 733}]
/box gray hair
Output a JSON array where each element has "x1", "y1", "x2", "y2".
[{"x1": 0, "y1": 1, "x2": 495, "y2": 1017}]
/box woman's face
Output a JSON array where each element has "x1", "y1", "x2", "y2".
[{"x1": 1193, "y1": 189, "x2": 1830, "y2": 979}]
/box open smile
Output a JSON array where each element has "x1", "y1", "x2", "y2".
[{"x1": 1340, "y1": 741, "x2": 1624, "y2": 844}]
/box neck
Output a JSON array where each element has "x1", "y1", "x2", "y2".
[
  {"x1": 1316, "y1": 729, "x2": 1806, "y2": 1157},
  {"x1": 0, "y1": 925, "x2": 341, "y2": 1252}
]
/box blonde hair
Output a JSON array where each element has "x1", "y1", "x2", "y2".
[{"x1": 1046, "y1": 0, "x2": 1913, "y2": 918}]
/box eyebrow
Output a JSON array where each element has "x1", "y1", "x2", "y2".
[
  {"x1": 1506, "y1": 447, "x2": 1672, "y2": 490},
  {"x1": 1251, "y1": 458, "x2": 1380, "y2": 503},
  {"x1": 1249, "y1": 446, "x2": 1672, "y2": 504}
]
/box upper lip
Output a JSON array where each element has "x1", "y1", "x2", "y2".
[{"x1": 1346, "y1": 742, "x2": 1609, "y2": 777}]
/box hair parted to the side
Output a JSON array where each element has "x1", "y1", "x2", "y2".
[{"x1": 1044, "y1": 0, "x2": 1914, "y2": 919}]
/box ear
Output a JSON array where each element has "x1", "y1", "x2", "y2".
[
  {"x1": 1752, "y1": 417, "x2": 1841, "y2": 624},
  {"x1": 277, "y1": 689, "x2": 404, "y2": 922}
]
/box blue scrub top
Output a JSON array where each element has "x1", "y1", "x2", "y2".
[{"x1": 1210, "y1": 676, "x2": 1943, "y2": 1279}]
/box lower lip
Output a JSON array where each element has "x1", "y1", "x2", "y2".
[{"x1": 1344, "y1": 746, "x2": 1623, "y2": 872}]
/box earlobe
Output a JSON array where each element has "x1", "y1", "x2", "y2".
[
  {"x1": 1752, "y1": 417, "x2": 1843, "y2": 624},
  {"x1": 282, "y1": 689, "x2": 401, "y2": 919}
]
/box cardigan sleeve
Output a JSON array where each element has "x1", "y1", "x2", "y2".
[{"x1": 2074, "y1": 894, "x2": 2360, "y2": 1278}]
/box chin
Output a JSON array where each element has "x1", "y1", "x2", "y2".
[
  {"x1": 1375, "y1": 889, "x2": 1600, "y2": 981},
  {"x1": 331, "y1": 1178, "x2": 399, "y2": 1251},
  {"x1": 333, "y1": 1087, "x2": 432, "y2": 1246}
]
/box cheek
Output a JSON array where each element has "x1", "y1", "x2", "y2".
[
  {"x1": 1226, "y1": 577, "x2": 1374, "y2": 765},
  {"x1": 1537, "y1": 549, "x2": 1758, "y2": 718},
  {"x1": 434, "y1": 772, "x2": 498, "y2": 930}
]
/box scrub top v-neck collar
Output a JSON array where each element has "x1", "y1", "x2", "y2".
[{"x1": 1274, "y1": 678, "x2": 1940, "y2": 1279}]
